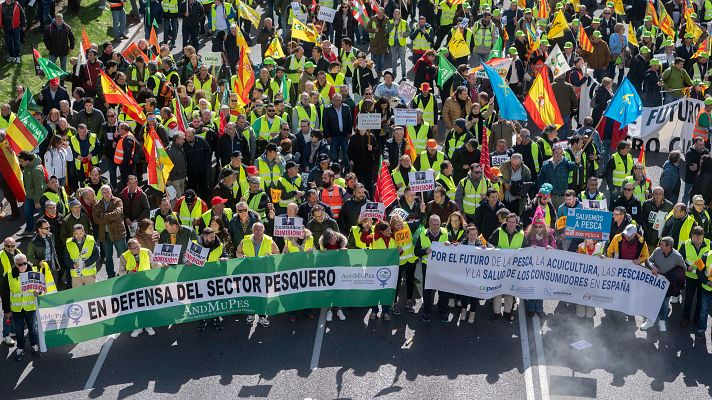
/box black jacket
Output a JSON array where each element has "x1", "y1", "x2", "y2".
[
  {"x1": 323, "y1": 103, "x2": 353, "y2": 138},
  {"x1": 611, "y1": 194, "x2": 644, "y2": 226},
  {"x1": 383, "y1": 137, "x2": 406, "y2": 168},
  {"x1": 473, "y1": 199, "x2": 508, "y2": 241},
  {"x1": 184, "y1": 135, "x2": 212, "y2": 176},
  {"x1": 40, "y1": 85, "x2": 70, "y2": 116},
  {"x1": 179, "y1": 0, "x2": 204, "y2": 30},
  {"x1": 216, "y1": 133, "x2": 249, "y2": 167},
  {"x1": 43, "y1": 22, "x2": 74, "y2": 57},
  {"x1": 628, "y1": 55, "x2": 649, "y2": 94}
]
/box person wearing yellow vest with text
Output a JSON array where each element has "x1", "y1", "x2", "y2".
[
  {"x1": 436, "y1": 161, "x2": 458, "y2": 200},
  {"x1": 1, "y1": 254, "x2": 42, "y2": 360},
  {"x1": 695, "y1": 237, "x2": 712, "y2": 338},
  {"x1": 63, "y1": 224, "x2": 100, "y2": 287},
  {"x1": 283, "y1": 228, "x2": 316, "y2": 322},
  {"x1": 120, "y1": 238, "x2": 159, "y2": 337},
  {"x1": 193, "y1": 227, "x2": 227, "y2": 331},
  {"x1": 488, "y1": 213, "x2": 529, "y2": 321},
  {"x1": 370, "y1": 221, "x2": 401, "y2": 321},
  {"x1": 173, "y1": 189, "x2": 209, "y2": 230},
  {"x1": 236, "y1": 223, "x2": 279, "y2": 328},
  {"x1": 255, "y1": 143, "x2": 285, "y2": 191},
  {"x1": 679, "y1": 226, "x2": 709, "y2": 328},
  {"x1": 415, "y1": 139, "x2": 447, "y2": 172},
  {"x1": 456, "y1": 163, "x2": 491, "y2": 222},
  {"x1": 386, "y1": 9, "x2": 410, "y2": 80},
  {"x1": 414, "y1": 214, "x2": 451, "y2": 323},
  {"x1": 604, "y1": 141, "x2": 633, "y2": 202}
]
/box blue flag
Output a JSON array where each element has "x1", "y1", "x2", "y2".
[
  {"x1": 603, "y1": 77, "x2": 642, "y2": 127},
  {"x1": 482, "y1": 63, "x2": 527, "y2": 121}
]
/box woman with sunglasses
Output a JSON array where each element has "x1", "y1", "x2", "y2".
[{"x1": 1, "y1": 253, "x2": 43, "y2": 360}]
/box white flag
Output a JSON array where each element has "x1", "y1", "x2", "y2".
[
  {"x1": 545, "y1": 44, "x2": 571, "y2": 79},
  {"x1": 76, "y1": 42, "x2": 86, "y2": 77}
]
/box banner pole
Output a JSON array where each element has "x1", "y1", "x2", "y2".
[{"x1": 36, "y1": 297, "x2": 47, "y2": 353}]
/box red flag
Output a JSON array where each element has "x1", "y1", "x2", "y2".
[
  {"x1": 172, "y1": 94, "x2": 189, "y2": 134},
  {"x1": 595, "y1": 116, "x2": 629, "y2": 151},
  {"x1": 310, "y1": 0, "x2": 318, "y2": 12},
  {"x1": 234, "y1": 48, "x2": 254, "y2": 106},
  {"x1": 480, "y1": 126, "x2": 493, "y2": 181},
  {"x1": 0, "y1": 138, "x2": 25, "y2": 202},
  {"x1": 637, "y1": 147, "x2": 646, "y2": 167},
  {"x1": 81, "y1": 28, "x2": 91, "y2": 53},
  {"x1": 219, "y1": 112, "x2": 227, "y2": 137},
  {"x1": 32, "y1": 48, "x2": 42, "y2": 76},
  {"x1": 149, "y1": 26, "x2": 160, "y2": 52},
  {"x1": 374, "y1": 161, "x2": 398, "y2": 208}
]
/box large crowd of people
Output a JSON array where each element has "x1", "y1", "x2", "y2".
[{"x1": 0, "y1": 0, "x2": 710, "y2": 362}]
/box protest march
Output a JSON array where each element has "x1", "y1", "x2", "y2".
[{"x1": 1, "y1": 2, "x2": 712, "y2": 394}]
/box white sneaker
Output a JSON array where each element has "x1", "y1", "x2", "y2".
[
  {"x1": 468, "y1": 312, "x2": 475, "y2": 324},
  {"x1": 130, "y1": 328, "x2": 143, "y2": 337},
  {"x1": 658, "y1": 320, "x2": 667, "y2": 332},
  {"x1": 640, "y1": 319, "x2": 655, "y2": 330},
  {"x1": 337, "y1": 309, "x2": 346, "y2": 321},
  {"x1": 326, "y1": 310, "x2": 333, "y2": 321},
  {"x1": 670, "y1": 296, "x2": 679, "y2": 304},
  {"x1": 459, "y1": 308, "x2": 467, "y2": 321},
  {"x1": 14, "y1": 57, "x2": 20, "y2": 64},
  {"x1": 145, "y1": 327, "x2": 155, "y2": 336},
  {"x1": 245, "y1": 314, "x2": 255, "y2": 324},
  {"x1": 3, "y1": 336, "x2": 15, "y2": 345},
  {"x1": 258, "y1": 316, "x2": 270, "y2": 327}
]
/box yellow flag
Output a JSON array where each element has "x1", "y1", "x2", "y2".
[
  {"x1": 265, "y1": 37, "x2": 285, "y2": 59},
  {"x1": 236, "y1": 0, "x2": 261, "y2": 27},
  {"x1": 236, "y1": 27, "x2": 251, "y2": 53},
  {"x1": 447, "y1": 30, "x2": 471, "y2": 59},
  {"x1": 614, "y1": 0, "x2": 625, "y2": 15},
  {"x1": 627, "y1": 22, "x2": 638, "y2": 47},
  {"x1": 686, "y1": 12, "x2": 704, "y2": 42},
  {"x1": 292, "y1": 19, "x2": 318, "y2": 43},
  {"x1": 548, "y1": 11, "x2": 568, "y2": 39}
]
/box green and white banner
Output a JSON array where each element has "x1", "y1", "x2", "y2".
[{"x1": 38, "y1": 249, "x2": 399, "y2": 347}]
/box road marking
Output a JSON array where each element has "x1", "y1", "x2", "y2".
[
  {"x1": 309, "y1": 307, "x2": 327, "y2": 370},
  {"x1": 517, "y1": 306, "x2": 536, "y2": 400},
  {"x1": 84, "y1": 334, "x2": 118, "y2": 390},
  {"x1": 532, "y1": 315, "x2": 550, "y2": 400},
  {"x1": 15, "y1": 361, "x2": 33, "y2": 389}
]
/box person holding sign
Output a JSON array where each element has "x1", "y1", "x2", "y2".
[
  {"x1": 158, "y1": 215, "x2": 199, "y2": 264},
  {"x1": 347, "y1": 216, "x2": 374, "y2": 249},
  {"x1": 237, "y1": 223, "x2": 279, "y2": 328},
  {"x1": 415, "y1": 139, "x2": 446, "y2": 173},
  {"x1": 370, "y1": 221, "x2": 400, "y2": 321},
  {"x1": 119, "y1": 238, "x2": 157, "y2": 275},
  {"x1": 456, "y1": 163, "x2": 490, "y2": 223},
  {"x1": 283, "y1": 228, "x2": 316, "y2": 323},
  {"x1": 63, "y1": 224, "x2": 100, "y2": 287},
  {"x1": 641, "y1": 187, "x2": 673, "y2": 254},
  {"x1": 414, "y1": 214, "x2": 451, "y2": 323},
  {"x1": 0, "y1": 254, "x2": 41, "y2": 361}
]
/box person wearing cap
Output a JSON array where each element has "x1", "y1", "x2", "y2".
[
  {"x1": 505, "y1": 46, "x2": 525, "y2": 97},
  {"x1": 642, "y1": 58, "x2": 663, "y2": 107},
  {"x1": 444, "y1": 118, "x2": 474, "y2": 159},
  {"x1": 638, "y1": 236, "x2": 685, "y2": 332},
  {"x1": 628, "y1": 45, "x2": 651, "y2": 93},
  {"x1": 212, "y1": 168, "x2": 238, "y2": 209},
  {"x1": 455, "y1": 162, "x2": 491, "y2": 222},
  {"x1": 582, "y1": 30, "x2": 611, "y2": 82},
  {"x1": 298, "y1": 61, "x2": 317, "y2": 95},
  {"x1": 410, "y1": 14, "x2": 434, "y2": 64},
  {"x1": 516, "y1": 8, "x2": 535, "y2": 38},
  {"x1": 59, "y1": 197, "x2": 92, "y2": 249},
  {"x1": 636, "y1": 15, "x2": 657, "y2": 41},
  {"x1": 173, "y1": 189, "x2": 209, "y2": 230},
  {"x1": 662, "y1": 57, "x2": 693, "y2": 103},
  {"x1": 198, "y1": 196, "x2": 233, "y2": 234},
  {"x1": 415, "y1": 138, "x2": 446, "y2": 172},
  {"x1": 689, "y1": 79, "x2": 707, "y2": 101},
  {"x1": 39, "y1": 76, "x2": 70, "y2": 116},
  {"x1": 691, "y1": 52, "x2": 712, "y2": 83}
]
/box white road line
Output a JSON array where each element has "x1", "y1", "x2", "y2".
[
  {"x1": 84, "y1": 333, "x2": 118, "y2": 390},
  {"x1": 309, "y1": 307, "x2": 327, "y2": 370},
  {"x1": 532, "y1": 315, "x2": 550, "y2": 400},
  {"x1": 15, "y1": 361, "x2": 33, "y2": 389},
  {"x1": 517, "y1": 306, "x2": 536, "y2": 400}
]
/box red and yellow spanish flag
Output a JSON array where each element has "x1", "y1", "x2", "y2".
[
  {"x1": 646, "y1": 1, "x2": 659, "y2": 26},
  {"x1": 523, "y1": 66, "x2": 564, "y2": 129},
  {"x1": 143, "y1": 125, "x2": 174, "y2": 192},
  {"x1": 6, "y1": 90, "x2": 48, "y2": 153},
  {"x1": 234, "y1": 48, "x2": 255, "y2": 106},
  {"x1": 99, "y1": 70, "x2": 147, "y2": 125},
  {"x1": 0, "y1": 137, "x2": 25, "y2": 202},
  {"x1": 537, "y1": 0, "x2": 549, "y2": 20}
]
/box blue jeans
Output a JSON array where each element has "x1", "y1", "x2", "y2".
[
  {"x1": 698, "y1": 290, "x2": 712, "y2": 332},
  {"x1": 13, "y1": 310, "x2": 38, "y2": 350},
  {"x1": 658, "y1": 295, "x2": 671, "y2": 321},
  {"x1": 558, "y1": 115, "x2": 571, "y2": 140},
  {"x1": 38, "y1": 0, "x2": 51, "y2": 27},
  {"x1": 4, "y1": 28, "x2": 20, "y2": 58},
  {"x1": 525, "y1": 299, "x2": 544, "y2": 313},
  {"x1": 23, "y1": 198, "x2": 36, "y2": 231},
  {"x1": 48, "y1": 54, "x2": 67, "y2": 71},
  {"x1": 112, "y1": 9, "x2": 126, "y2": 38},
  {"x1": 683, "y1": 276, "x2": 703, "y2": 319},
  {"x1": 372, "y1": 54, "x2": 385, "y2": 74},
  {"x1": 682, "y1": 181, "x2": 694, "y2": 205},
  {"x1": 101, "y1": 238, "x2": 128, "y2": 278},
  {"x1": 330, "y1": 135, "x2": 349, "y2": 167}
]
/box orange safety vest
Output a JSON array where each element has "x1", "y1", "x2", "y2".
[
  {"x1": 114, "y1": 133, "x2": 135, "y2": 165},
  {"x1": 693, "y1": 109, "x2": 711, "y2": 141},
  {"x1": 320, "y1": 186, "x2": 343, "y2": 219}
]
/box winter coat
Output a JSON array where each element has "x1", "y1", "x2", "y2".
[
  {"x1": 473, "y1": 199, "x2": 508, "y2": 240},
  {"x1": 120, "y1": 186, "x2": 151, "y2": 222},
  {"x1": 582, "y1": 40, "x2": 611, "y2": 70},
  {"x1": 166, "y1": 142, "x2": 188, "y2": 181},
  {"x1": 442, "y1": 97, "x2": 472, "y2": 131},
  {"x1": 552, "y1": 79, "x2": 577, "y2": 116},
  {"x1": 366, "y1": 16, "x2": 389, "y2": 55},
  {"x1": 93, "y1": 195, "x2": 127, "y2": 242},
  {"x1": 183, "y1": 135, "x2": 212, "y2": 177},
  {"x1": 659, "y1": 160, "x2": 681, "y2": 204},
  {"x1": 22, "y1": 154, "x2": 46, "y2": 200},
  {"x1": 43, "y1": 21, "x2": 75, "y2": 57}
]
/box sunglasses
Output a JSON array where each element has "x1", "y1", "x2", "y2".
[
  {"x1": 623, "y1": 188, "x2": 633, "y2": 191},
  {"x1": 17, "y1": 262, "x2": 27, "y2": 266},
  {"x1": 237, "y1": 209, "x2": 247, "y2": 213}
]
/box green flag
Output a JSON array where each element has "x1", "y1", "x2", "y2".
[
  {"x1": 281, "y1": 75, "x2": 290, "y2": 104},
  {"x1": 32, "y1": 48, "x2": 68, "y2": 79},
  {"x1": 18, "y1": 89, "x2": 48, "y2": 143},
  {"x1": 487, "y1": 36, "x2": 503, "y2": 61},
  {"x1": 436, "y1": 53, "x2": 456, "y2": 87}
]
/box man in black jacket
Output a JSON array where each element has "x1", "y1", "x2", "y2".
[
  {"x1": 42, "y1": 13, "x2": 74, "y2": 71},
  {"x1": 39, "y1": 78, "x2": 70, "y2": 116},
  {"x1": 323, "y1": 93, "x2": 352, "y2": 168},
  {"x1": 179, "y1": 0, "x2": 203, "y2": 50},
  {"x1": 184, "y1": 127, "x2": 213, "y2": 201},
  {"x1": 474, "y1": 188, "x2": 508, "y2": 240}
]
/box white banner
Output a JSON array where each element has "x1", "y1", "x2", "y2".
[
  {"x1": 408, "y1": 170, "x2": 435, "y2": 192},
  {"x1": 394, "y1": 108, "x2": 418, "y2": 126},
  {"x1": 581, "y1": 199, "x2": 607, "y2": 210},
  {"x1": 545, "y1": 44, "x2": 571, "y2": 79},
  {"x1": 185, "y1": 242, "x2": 210, "y2": 266},
  {"x1": 399, "y1": 81, "x2": 417, "y2": 105},
  {"x1": 627, "y1": 97, "x2": 701, "y2": 153},
  {"x1": 274, "y1": 216, "x2": 305, "y2": 238},
  {"x1": 317, "y1": 6, "x2": 337, "y2": 22},
  {"x1": 357, "y1": 113, "x2": 382, "y2": 130},
  {"x1": 425, "y1": 244, "x2": 668, "y2": 321},
  {"x1": 152, "y1": 244, "x2": 182, "y2": 265},
  {"x1": 577, "y1": 72, "x2": 597, "y2": 126},
  {"x1": 471, "y1": 58, "x2": 512, "y2": 79}
]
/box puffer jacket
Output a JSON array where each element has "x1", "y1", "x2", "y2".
[{"x1": 442, "y1": 96, "x2": 472, "y2": 131}]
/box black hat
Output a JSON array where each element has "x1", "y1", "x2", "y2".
[
  {"x1": 231, "y1": 150, "x2": 242, "y2": 158},
  {"x1": 285, "y1": 161, "x2": 299, "y2": 170},
  {"x1": 317, "y1": 154, "x2": 329, "y2": 163},
  {"x1": 266, "y1": 143, "x2": 278, "y2": 152}
]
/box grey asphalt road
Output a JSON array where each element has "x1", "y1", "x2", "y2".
[{"x1": 0, "y1": 5, "x2": 701, "y2": 400}]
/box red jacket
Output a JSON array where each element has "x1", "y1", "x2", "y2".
[{"x1": 0, "y1": 1, "x2": 25, "y2": 30}]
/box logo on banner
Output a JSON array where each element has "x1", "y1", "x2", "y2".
[
  {"x1": 67, "y1": 304, "x2": 83, "y2": 325},
  {"x1": 376, "y1": 268, "x2": 392, "y2": 287}
]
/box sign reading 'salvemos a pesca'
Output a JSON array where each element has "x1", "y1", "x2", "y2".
[{"x1": 38, "y1": 249, "x2": 399, "y2": 347}]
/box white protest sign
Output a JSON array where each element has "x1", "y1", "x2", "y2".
[
  {"x1": 20, "y1": 271, "x2": 46, "y2": 293},
  {"x1": 398, "y1": 81, "x2": 417, "y2": 105},
  {"x1": 317, "y1": 6, "x2": 337, "y2": 22},
  {"x1": 577, "y1": 71, "x2": 597, "y2": 126},
  {"x1": 357, "y1": 113, "x2": 382, "y2": 130},
  {"x1": 274, "y1": 216, "x2": 305, "y2": 238},
  {"x1": 627, "y1": 97, "x2": 701, "y2": 153},
  {"x1": 653, "y1": 53, "x2": 668, "y2": 63},
  {"x1": 545, "y1": 44, "x2": 571, "y2": 79},
  {"x1": 359, "y1": 202, "x2": 386, "y2": 220},
  {"x1": 491, "y1": 154, "x2": 510, "y2": 167},
  {"x1": 408, "y1": 170, "x2": 435, "y2": 193},
  {"x1": 292, "y1": 2, "x2": 308, "y2": 23},
  {"x1": 581, "y1": 198, "x2": 608, "y2": 210},
  {"x1": 202, "y1": 51, "x2": 222, "y2": 67},
  {"x1": 651, "y1": 210, "x2": 667, "y2": 235},
  {"x1": 152, "y1": 243, "x2": 182, "y2": 265},
  {"x1": 425, "y1": 243, "x2": 669, "y2": 321},
  {"x1": 185, "y1": 242, "x2": 210, "y2": 266},
  {"x1": 394, "y1": 108, "x2": 418, "y2": 126}
]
